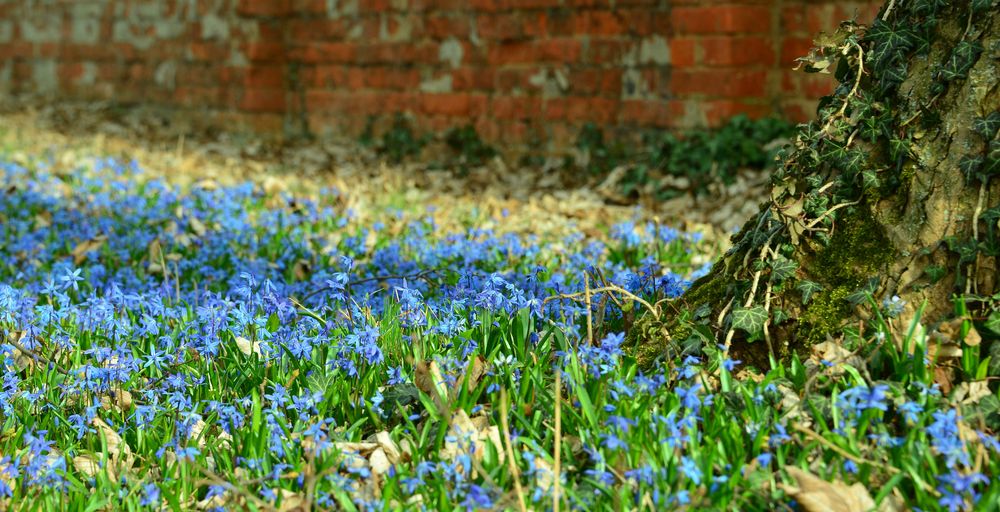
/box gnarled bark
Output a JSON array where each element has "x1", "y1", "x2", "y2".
[{"x1": 638, "y1": 1, "x2": 1000, "y2": 370}]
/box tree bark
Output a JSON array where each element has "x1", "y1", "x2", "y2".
[{"x1": 637, "y1": 1, "x2": 1000, "y2": 370}]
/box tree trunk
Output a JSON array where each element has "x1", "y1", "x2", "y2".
[{"x1": 637, "y1": 1, "x2": 1000, "y2": 370}]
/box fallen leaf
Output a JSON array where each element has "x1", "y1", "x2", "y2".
[
  {"x1": 954, "y1": 381, "x2": 991, "y2": 405},
  {"x1": 72, "y1": 454, "x2": 103, "y2": 479},
  {"x1": 781, "y1": 466, "x2": 886, "y2": 512},
  {"x1": 375, "y1": 431, "x2": 403, "y2": 464},
  {"x1": 234, "y1": 336, "x2": 262, "y2": 357},
  {"x1": 414, "y1": 359, "x2": 448, "y2": 410},
  {"x1": 369, "y1": 447, "x2": 391, "y2": 476},
  {"x1": 91, "y1": 417, "x2": 132, "y2": 468}
]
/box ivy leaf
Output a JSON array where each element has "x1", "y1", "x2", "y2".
[
  {"x1": 797, "y1": 280, "x2": 823, "y2": 305},
  {"x1": 985, "y1": 311, "x2": 1000, "y2": 336},
  {"x1": 770, "y1": 256, "x2": 799, "y2": 283},
  {"x1": 960, "y1": 155, "x2": 985, "y2": 183},
  {"x1": 731, "y1": 306, "x2": 768, "y2": 339},
  {"x1": 773, "y1": 308, "x2": 790, "y2": 325},
  {"x1": 846, "y1": 277, "x2": 881, "y2": 306},
  {"x1": 972, "y1": 112, "x2": 1000, "y2": 140},
  {"x1": 862, "y1": 169, "x2": 879, "y2": 189},
  {"x1": 939, "y1": 41, "x2": 983, "y2": 81},
  {"x1": 924, "y1": 265, "x2": 947, "y2": 284},
  {"x1": 865, "y1": 20, "x2": 916, "y2": 72},
  {"x1": 972, "y1": 0, "x2": 993, "y2": 12}
]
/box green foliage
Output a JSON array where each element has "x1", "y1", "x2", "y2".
[
  {"x1": 731, "y1": 306, "x2": 767, "y2": 340},
  {"x1": 361, "y1": 114, "x2": 429, "y2": 164},
  {"x1": 573, "y1": 115, "x2": 796, "y2": 199},
  {"x1": 444, "y1": 125, "x2": 498, "y2": 174}
]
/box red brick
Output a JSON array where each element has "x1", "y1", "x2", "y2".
[
  {"x1": 491, "y1": 96, "x2": 542, "y2": 120},
  {"x1": 703, "y1": 99, "x2": 770, "y2": 125},
  {"x1": 780, "y1": 99, "x2": 814, "y2": 123},
  {"x1": 244, "y1": 65, "x2": 285, "y2": 88},
  {"x1": 308, "y1": 65, "x2": 347, "y2": 87},
  {"x1": 804, "y1": 5, "x2": 835, "y2": 35},
  {"x1": 287, "y1": 19, "x2": 349, "y2": 41},
  {"x1": 670, "y1": 69, "x2": 768, "y2": 98},
  {"x1": 488, "y1": 41, "x2": 533, "y2": 64},
  {"x1": 544, "y1": 97, "x2": 617, "y2": 123},
  {"x1": 452, "y1": 67, "x2": 495, "y2": 90},
  {"x1": 189, "y1": 42, "x2": 229, "y2": 61},
  {"x1": 781, "y1": 5, "x2": 805, "y2": 33},
  {"x1": 670, "y1": 38, "x2": 697, "y2": 67},
  {"x1": 573, "y1": 11, "x2": 625, "y2": 35},
  {"x1": 569, "y1": 69, "x2": 621, "y2": 96},
  {"x1": 780, "y1": 37, "x2": 813, "y2": 66},
  {"x1": 291, "y1": 42, "x2": 355, "y2": 63},
  {"x1": 364, "y1": 67, "x2": 420, "y2": 89},
  {"x1": 699, "y1": 36, "x2": 774, "y2": 66},
  {"x1": 619, "y1": 99, "x2": 681, "y2": 127},
  {"x1": 358, "y1": 0, "x2": 391, "y2": 11},
  {"x1": 422, "y1": 93, "x2": 488, "y2": 116},
  {"x1": 477, "y1": 12, "x2": 546, "y2": 41},
  {"x1": 535, "y1": 39, "x2": 582, "y2": 62},
  {"x1": 426, "y1": 15, "x2": 471, "y2": 39},
  {"x1": 495, "y1": 68, "x2": 532, "y2": 92},
  {"x1": 800, "y1": 74, "x2": 836, "y2": 98},
  {"x1": 587, "y1": 39, "x2": 632, "y2": 64},
  {"x1": 236, "y1": 0, "x2": 291, "y2": 16},
  {"x1": 672, "y1": 5, "x2": 771, "y2": 34},
  {"x1": 244, "y1": 42, "x2": 285, "y2": 62},
  {"x1": 240, "y1": 88, "x2": 286, "y2": 113},
  {"x1": 174, "y1": 86, "x2": 222, "y2": 107}
]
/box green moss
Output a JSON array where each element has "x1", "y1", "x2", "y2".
[
  {"x1": 798, "y1": 285, "x2": 855, "y2": 344},
  {"x1": 796, "y1": 207, "x2": 895, "y2": 344}
]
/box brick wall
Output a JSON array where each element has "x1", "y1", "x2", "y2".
[{"x1": 0, "y1": 0, "x2": 881, "y2": 151}]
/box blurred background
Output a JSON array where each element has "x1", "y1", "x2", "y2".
[{"x1": 0, "y1": 0, "x2": 881, "y2": 231}]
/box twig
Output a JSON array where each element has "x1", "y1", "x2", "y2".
[
  {"x1": 5, "y1": 331, "x2": 70, "y2": 375},
  {"x1": 584, "y1": 274, "x2": 594, "y2": 346},
  {"x1": 194, "y1": 461, "x2": 277, "y2": 511},
  {"x1": 553, "y1": 369, "x2": 562, "y2": 512},
  {"x1": 543, "y1": 285, "x2": 659, "y2": 321},
  {"x1": 499, "y1": 388, "x2": 528, "y2": 512},
  {"x1": 723, "y1": 234, "x2": 775, "y2": 352},
  {"x1": 790, "y1": 422, "x2": 897, "y2": 474},
  {"x1": 297, "y1": 267, "x2": 442, "y2": 302},
  {"x1": 804, "y1": 199, "x2": 862, "y2": 230}
]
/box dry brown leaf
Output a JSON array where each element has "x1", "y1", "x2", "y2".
[
  {"x1": 147, "y1": 238, "x2": 164, "y2": 274},
  {"x1": 99, "y1": 389, "x2": 133, "y2": 412},
  {"x1": 810, "y1": 340, "x2": 865, "y2": 377},
  {"x1": 369, "y1": 447, "x2": 392, "y2": 476},
  {"x1": 954, "y1": 381, "x2": 991, "y2": 405},
  {"x1": 91, "y1": 416, "x2": 132, "y2": 468},
  {"x1": 275, "y1": 489, "x2": 307, "y2": 512},
  {"x1": 72, "y1": 454, "x2": 103, "y2": 479},
  {"x1": 234, "y1": 336, "x2": 262, "y2": 357},
  {"x1": 440, "y1": 410, "x2": 505, "y2": 467},
  {"x1": 964, "y1": 326, "x2": 982, "y2": 347},
  {"x1": 414, "y1": 360, "x2": 448, "y2": 410},
  {"x1": 188, "y1": 215, "x2": 207, "y2": 237},
  {"x1": 71, "y1": 235, "x2": 107, "y2": 265},
  {"x1": 374, "y1": 431, "x2": 403, "y2": 464},
  {"x1": 780, "y1": 466, "x2": 879, "y2": 512}
]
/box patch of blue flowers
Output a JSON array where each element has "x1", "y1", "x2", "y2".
[{"x1": 0, "y1": 157, "x2": 996, "y2": 510}]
